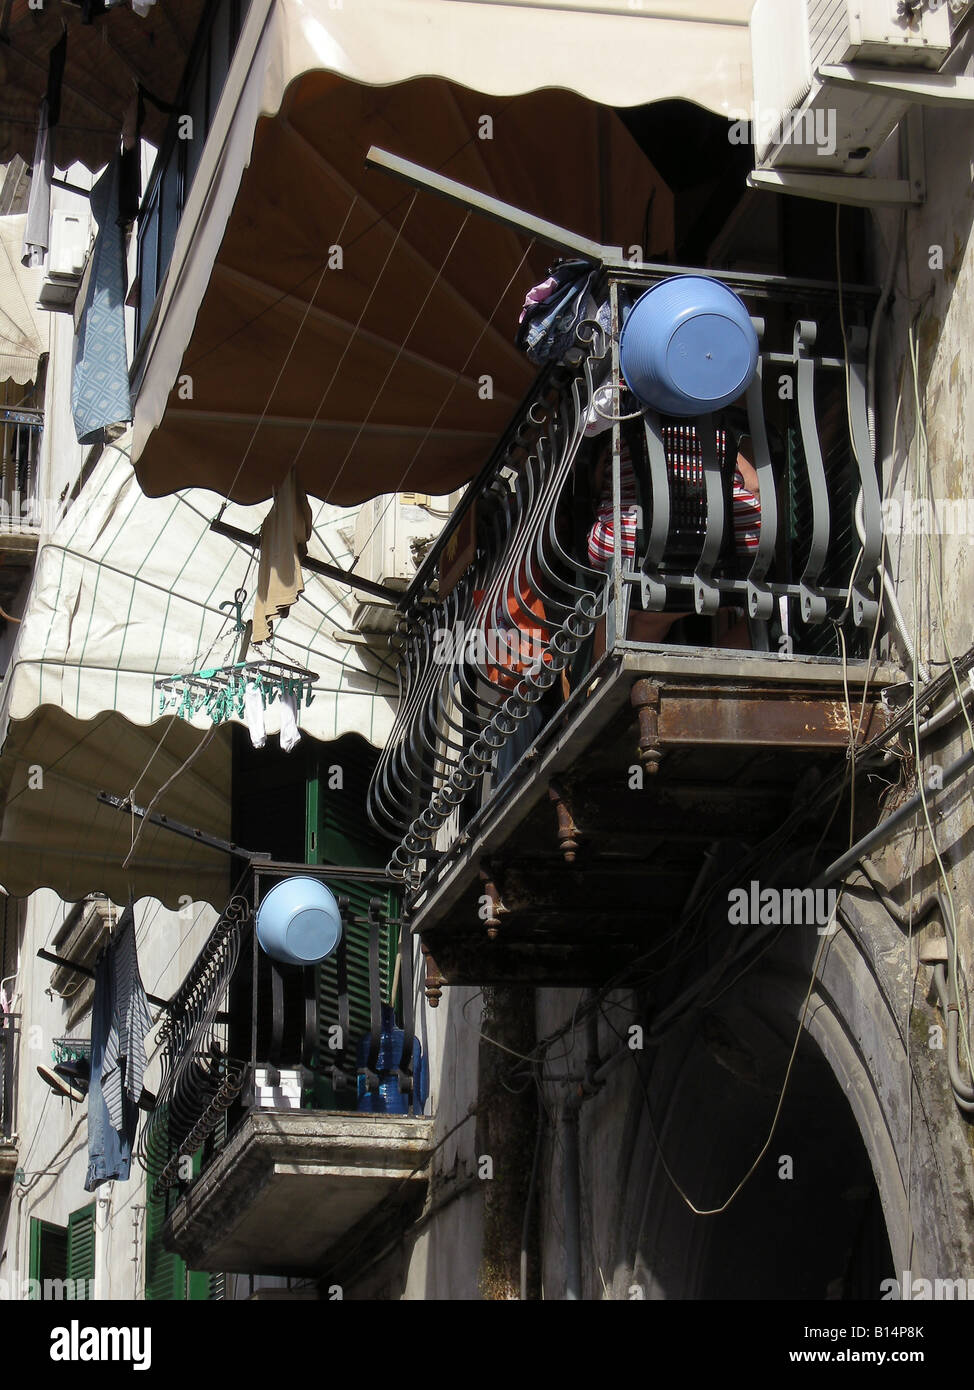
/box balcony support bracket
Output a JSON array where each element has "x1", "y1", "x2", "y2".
[
  {"x1": 548, "y1": 782, "x2": 581, "y2": 865},
  {"x1": 631, "y1": 679, "x2": 663, "y2": 776}
]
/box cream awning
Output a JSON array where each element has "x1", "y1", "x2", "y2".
[
  {"x1": 0, "y1": 432, "x2": 397, "y2": 906},
  {"x1": 0, "y1": 216, "x2": 47, "y2": 387},
  {"x1": 131, "y1": 0, "x2": 754, "y2": 505}
]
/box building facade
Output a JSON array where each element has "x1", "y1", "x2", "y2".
[{"x1": 0, "y1": 0, "x2": 973, "y2": 1305}]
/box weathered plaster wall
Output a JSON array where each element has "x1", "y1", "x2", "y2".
[{"x1": 0, "y1": 891, "x2": 217, "y2": 1299}]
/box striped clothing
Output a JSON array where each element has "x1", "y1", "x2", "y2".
[
  {"x1": 732, "y1": 469, "x2": 761, "y2": 554},
  {"x1": 587, "y1": 444, "x2": 639, "y2": 569},
  {"x1": 587, "y1": 427, "x2": 760, "y2": 570}
]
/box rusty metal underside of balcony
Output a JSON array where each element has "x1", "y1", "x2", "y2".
[{"x1": 408, "y1": 649, "x2": 893, "y2": 990}]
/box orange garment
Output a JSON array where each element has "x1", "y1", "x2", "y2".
[{"x1": 483, "y1": 567, "x2": 551, "y2": 691}]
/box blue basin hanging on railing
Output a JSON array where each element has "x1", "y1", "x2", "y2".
[
  {"x1": 619, "y1": 274, "x2": 759, "y2": 416},
  {"x1": 256, "y1": 876, "x2": 343, "y2": 966}
]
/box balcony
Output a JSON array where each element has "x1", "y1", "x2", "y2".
[
  {"x1": 0, "y1": 407, "x2": 42, "y2": 544},
  {"x1": 149, "y1": 873, "x2": 432, "y2": 1275},
  {"x1": 0, "y1": 1014, "x2": 19, "y2": 1193},
  {"x1": 366, "y1": 263, "x2": 895, "y2": 990}
]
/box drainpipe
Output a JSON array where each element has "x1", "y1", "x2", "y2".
[
  {"x1": 811, "y1": 744, "x2": 974, "y2": 890},
  {"x1": 562, "y1": 1103, "x2": 582, "y2": 1301},
  {"x1": 94, "y1": 1183, "x2": 112, "y2": 1300}
]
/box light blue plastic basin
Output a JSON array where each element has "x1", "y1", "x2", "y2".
[
  {"x1": 255, "y1": 876, "x2": 343, "y2": 966},
  {"x1": 619, "y1": 275, "x2": 759, "y2": 417}
]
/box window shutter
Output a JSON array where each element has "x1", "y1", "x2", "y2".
[
  {"x1": 144, "y1": 1111, "x2": 219, "y2": 1300},
  {"x1": 144, "y1": 1118, "x2": 187, "y2": 1301},
  {"x1": 66, "y1": 1204, "x2": 95, "y2": 1299},
  {"x1": 28, "y1": 1218, "x2": 68, "y2": 1298},
  {"x1": 306, "y1": 737, "x2": 399, "y2": 1075}
]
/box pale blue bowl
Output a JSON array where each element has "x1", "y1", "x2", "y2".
[
  {"x1": 619, "y1": 275, "x2": 759, "y2": 416},
  {"x1": 256, "y1": 876, "x2": 343, "y2": 966}
]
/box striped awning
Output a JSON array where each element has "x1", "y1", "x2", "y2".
[
  {"x1": 0, "y1": 215, "x2": 48, "y2": 387},
  {"x1": 0, "y1": 431, "x2": 398, "y2": 906}
]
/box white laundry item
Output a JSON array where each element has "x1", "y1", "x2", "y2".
[
  {"x1": 244, "y1": 682, "x2": 266, "y2": 749},
  {"x1": 279, "y1": 692, "x2": 301, "y2": 753},
  {"x1": 582, "y1": 383, "x2": 617, "y2": 438}
]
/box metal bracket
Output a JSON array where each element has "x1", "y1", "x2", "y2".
[
  {"x1": 747, "y1": 168, "x2": 920, "y2": 207},
  {"x1": 818, "y1": 63, "x2": 974, "y2": 109}
]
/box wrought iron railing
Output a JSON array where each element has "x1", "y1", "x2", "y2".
[
  {"x1": 0, "y1": 409, "x2": 42, "y2": 531},
  {"x1": 139, "y1": 895, "x2": 250, "y2": 1193},
  {"x1": 366, "y1": 264, "x2": 882, "y2": 891},
  {"x1": 145, "y1": 866, "x2": 418, "y2": 1199}
]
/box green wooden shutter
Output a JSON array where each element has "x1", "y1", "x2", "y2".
[
  {"x1": 29, "y1": 1218, "x2": 68, "y2": 1298},
  {"x1": 144, "y1": 1111, "x2": 218, "y2": 1300},
  {"x1": 144, "y1": 1116, "x2": 186, "y2": 1301},
  {"x1": 306, "y1": 737, "x2": 399, "y2": 1098},
  {"x1": 66, "y1": 1204, "x2": 95, "y2": 1299}
]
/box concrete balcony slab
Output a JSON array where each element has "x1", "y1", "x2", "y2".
[{"x1": 164, "y1": 1110, "x2": 434, "y2": 1275}]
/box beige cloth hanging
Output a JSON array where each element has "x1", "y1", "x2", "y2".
[{"x1": 252, "y1": 467, "x2": 313, "y2": 643}]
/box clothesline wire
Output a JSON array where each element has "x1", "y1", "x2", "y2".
[
  {"x1": 350, "y1": 235, "x2": 539, "y2": 571},
  {"x1": 320, "y1": 205, "x2": 472, "y2": 503},
  {"x1": 121, "y1": 723, "x2": 221, "y2": 872},
  {"x1": 214, "y1": 194, "x2": 361, "y2": 519},
  {"x1": 184, "y1": 98, "x2": 528, "y2": 381},
  {"x1": 290, "y1": 191, "x2": 419, "y2": 477}
]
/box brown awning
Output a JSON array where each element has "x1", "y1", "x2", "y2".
[
  {"x1": 133, "y1": 70, "x2": 675, "y2": 504},
  {"x1": 0, "y1": 0, "x2": 206, "y2": 170}
]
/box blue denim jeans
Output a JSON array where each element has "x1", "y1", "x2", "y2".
[{"x1": 85, "y1": 947, "x2": 137, "y2": 1191}]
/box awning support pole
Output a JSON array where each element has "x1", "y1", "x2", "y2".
[
  {"x1": 37, "y1": 949, "x2": 170, "y2": 1010},
  {"x1": 95, "y1": 790, "x2": 271, "y2": 862},
  {"x1": 208, "y1": 518, "x2": 400, "y2": 604},
  {"x1": 364, "y1": 146, "x2": 624, "y2": 263}
]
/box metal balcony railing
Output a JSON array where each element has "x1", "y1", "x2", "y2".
[
  {"x1": 142, "y1": 866, "x2": 417, "y2": 1198},
  {"x1": 0, "y1": 409, "x2": 42, "y2": 532},
  {"x1": 366, "y1": 264, "x2": 882, "y2": 893}
]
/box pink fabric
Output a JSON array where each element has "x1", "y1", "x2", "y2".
[{"x1": 518, "y1": 275, "x2": 559, "y2": 324}]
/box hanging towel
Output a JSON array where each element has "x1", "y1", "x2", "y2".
[
  {"x1": 244, "y1": 681, "x2": 267, "y2": 749},
  {"x1": 99, "y1": 906, "x2": 152, "y2": 1133},
  {"x1": 279, "y1": 691, "x2": 301, "y2": 752},
  {"x1": 72, "y1": 156, "x2": 133, "y2": 445},
  {"x1": 252, "y1": 467, "x2": 313, "y2": 643},
  {"x1": 21, "y1": 99, "x2": 52, "y2": 268}
]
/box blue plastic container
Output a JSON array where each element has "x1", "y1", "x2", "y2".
[
  {"x1": 619, "y1": 275, "x2": 759, "y2": 417},
  {"x1": 255, "y1": 876, "x2": 343, "y2": 966},
  {"x1": 357, "y1": 1004, "x2": 429, "y2": 1116}
]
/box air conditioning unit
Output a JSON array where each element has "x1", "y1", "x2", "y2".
[
  {"x1": 38, "y1": 210, "x2": 92, "y2": 312},
  {"x1": 351, "y1": 492, "x2": 454, "y2": 632},
  {"x1": 750, "y1": 0, "x2": 957, "y2": 175}
]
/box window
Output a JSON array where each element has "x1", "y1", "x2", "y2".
[
  {"x1": 144, "y1": 1118, "x2": 219, "y2": 1300},
  {"x1": 49, "y1": 896, "x2": 113, "y2": 1028},
  {"x1": 231, "y1": 731, "x2": 400, "y2": 1110},
  {"x1": 135, "y1": 0, "x2": 251, "y2": 344},
  {"x1": 29, "y1": 1204, "x2": 94, "y2": 1299}
]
